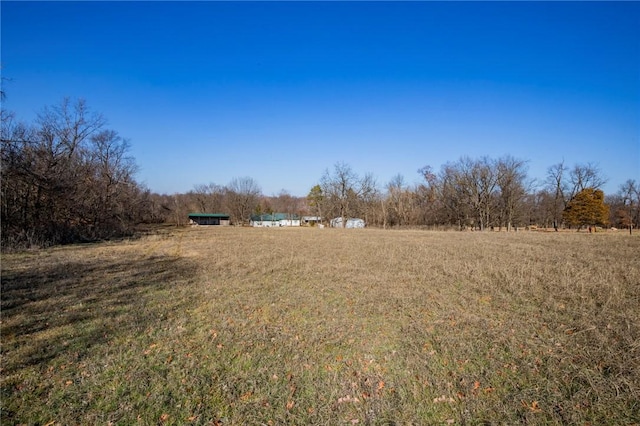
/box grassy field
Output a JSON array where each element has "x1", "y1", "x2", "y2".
[{"x1": 1, "y1": 227, "x2": 639, "y2": 425}]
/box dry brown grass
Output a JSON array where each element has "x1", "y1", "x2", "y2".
[{"x1": 2, "y1": 227, "x2": 639, "y2": 424}]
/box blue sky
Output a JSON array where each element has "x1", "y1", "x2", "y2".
[{"x1": 2, "y1": 1, "x2": 639, "y2": 196}]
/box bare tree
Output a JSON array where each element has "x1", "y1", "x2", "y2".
[
  {"x1": 618, "y1": 179, "x2": 639, "y2": 234},
  {"x1": 320, "y1": 162, "x2": 376, "y2": 227},
  {"x1": 530, "y1": 189, "x2": 556, "y2": 229},
  {"x1": 357, "y1": 172, "x2": 380, "y2": 226},
  {"x1": 454, "y1": 157, "x2": 500, "y2": 230},
  {"x1": 320, "y1": 162, "x2": 359, "y2": 227},
  {"x1": 83, "y1": 129, "x2": 139, "y2": 237},
  {"x1": 386, "y1": 174, "x2": 414, "y2": 227},
  {"x1": 545, "y1": 161, "x2": 568, "y2": 231},
  {"x1": 1, "y1": 112, "x2": 38, "y2": 245},
  {"x1": 169, "y1": 193, "x2": 191, "y2": 226},
  {"x1": 414, "y1": 165, "x2": 442, "y2": 227},
  {"x1": 226, "y1": 176, "x2": 262, "y2": 225},
  {"x1": 1, "y1": 98, "x2": 148, "y2": 247},
  {"x1": 496, "y1": 156, "x2": 529, "y2": 231},
  {"x1": 192, "y1": 183, "x2": 226, "y2": 213},
  {"x1": 192, "y1": 184, "x2": 210, "y2": 213},
  {"x1": 271, "y1": 189, "x2": 301, "y2": 220},
  {"x1": 569, "y1": 163, "x2": 607, "y2": 198},
  {"x1": 436, "y1": 157, "x2": 525, "y2": 230},
  {"x1": 439, "y1": 162, "x2": 471, "y2": 229}
]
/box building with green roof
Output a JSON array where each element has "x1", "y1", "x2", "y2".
[
  {"x1": 250, "y1": 213, "x2": 300, "y2": 227},
  {"x1": 188, "y1": 213, "x2": 230, "y2": 226}
]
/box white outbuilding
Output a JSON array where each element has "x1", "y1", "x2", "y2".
[{"x1": 330, "y1": 217, "x2": 365, "y2": 228}]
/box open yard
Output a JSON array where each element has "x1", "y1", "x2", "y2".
[{"x1": 1, "y1": 227, "x2": 639, "y2": 425}]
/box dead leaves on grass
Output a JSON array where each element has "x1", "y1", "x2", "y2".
[{"x1": 522, "y1": 400, "x2": 542, "y2": 412}]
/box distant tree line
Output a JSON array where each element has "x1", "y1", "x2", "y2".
[
  {"x1": 308, "y1": 159, "x2": 638, "y2": 232},
  {"x1": 151, "y1": 180, "x2": 302, "y2": 227},
  {"x1": 3, "y1": 98, "x2": 639, "y2": 249},
  {"x1": 167, "y1": 159, "x2": 637, "y2": 233}
]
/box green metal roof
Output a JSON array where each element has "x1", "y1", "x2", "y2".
[
  {"x1": 250, "y1": 213, "x2": 300, "y2": 221},
  {"x1": 188, "y1": 213, "x2": 230, "y2": 218}
]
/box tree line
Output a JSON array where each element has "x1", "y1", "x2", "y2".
[
  {"x1": 169, "y1": 158, "x2": 637, "y2": 233},
  {"x1": 1, "y1": 99, "x2": 160, "y2": 248},
  {"x1": 3, "y1": 99, "x2": 639, "y2": 249},
  {"x1": 311, "y1": 160, "x2": 638, "y2": 232},
  {"x1": 151, "y1": 177, "x2": 301, "y2": 228}
]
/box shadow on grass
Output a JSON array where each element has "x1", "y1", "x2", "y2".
[{"x1": 1, "y1": 254, "x2": 200, "y2": 373}]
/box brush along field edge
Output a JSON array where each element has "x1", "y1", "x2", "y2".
[{"x1": 1, "y1": 228, "x2": 639, "y2": 424}]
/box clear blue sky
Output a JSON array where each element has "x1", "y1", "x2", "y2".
[{"x1": 2, "y1": 1, "x2": 639, "y2": 196}]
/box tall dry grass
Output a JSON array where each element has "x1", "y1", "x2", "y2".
[{"x1": 2, "y1": 227, "x2": 638, "y2": 424}]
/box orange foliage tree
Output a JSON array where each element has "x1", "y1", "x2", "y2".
[{"x1": 562, "y1": 188, "x2": 609, "y2": 229}]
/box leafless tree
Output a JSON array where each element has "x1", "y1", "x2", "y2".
[
  {"x1": 545, "y1": 161, "x2": 568, "y2": 231},
  {"x1": 529, "y1": 189, "x2": 556, "y2": 229},
  {"x1": 386, "y1": 174, "x2": 414, "y2": 227},
  {"x1": 569, "y1": 163, "x2": 607, "y2": 198},
  {"x1": 435, "y1": 157, "x2": 527, "y2": 230},
  {"x1": 226, "y1": 176, "x2": 262, "y2": 225},
  {"x1": 192, "y1": 183, "x2": 226, "y2": 213},
  {"x1": 357, "y1": 172, "x2": 380, "y2": 226},
  {"x1": 271, "y1": 190, "x2": 296, "y2": 216},
  {"x1": 438, "y1": 162, "x2": 471, "y2": 229},
  {"x1": 496, "y1": 156, "x2": 529, "y2": 231},
  {"x1": 413, "y1": 165, "x2": 442, "y2": 227},
  {"x1": 170, "y1": 193, "x2": 192, "y2": 226},
  {"x1": 618, "y1": 179, "x2": 639, "y2": 234},
  {"x1": 1, "y1": 98, "x2": 149, "y2": 248},
  {"x1": 452, "y1": 157, "x2": 500, "y2": 230},
  {"x1": 320, "y1": 162, "x2": 375, "y2": 227},
  {"x1": 320, "y1": 162, "x2": 358, "y2": 227}
]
